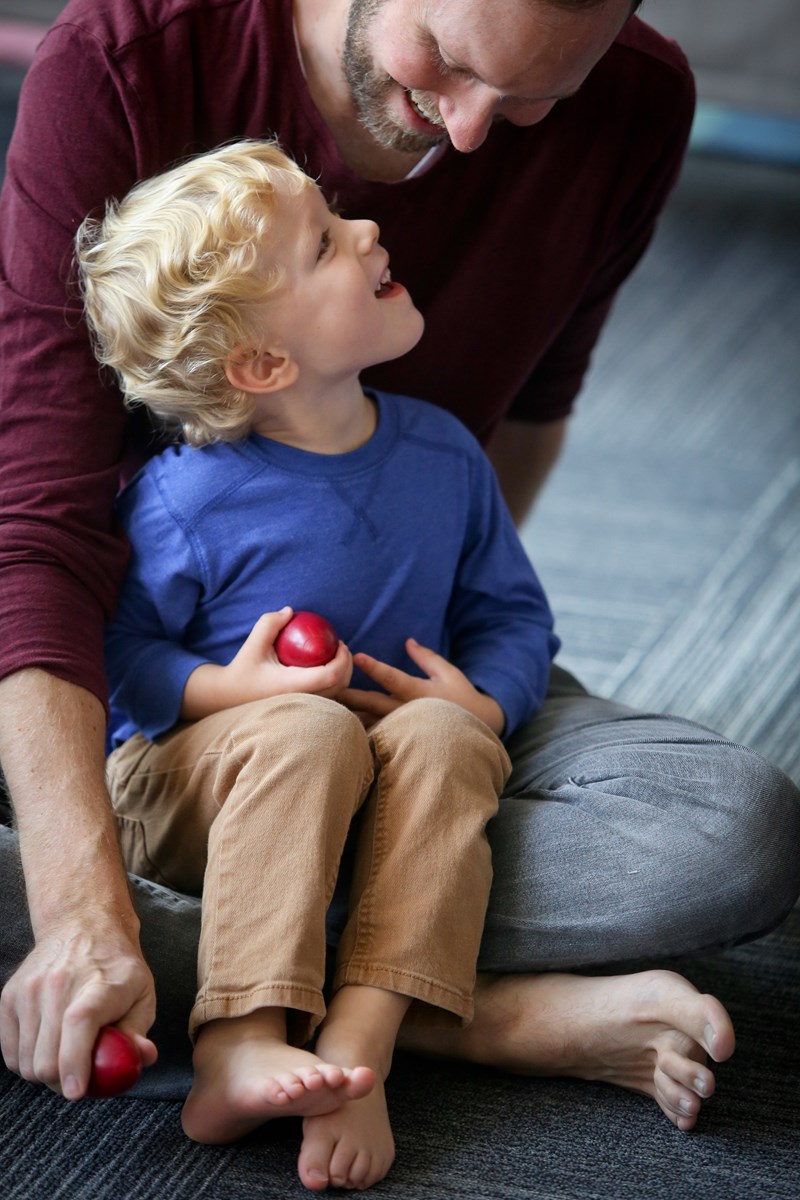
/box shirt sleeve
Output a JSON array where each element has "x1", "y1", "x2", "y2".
[
  {"x1": 446, "y1": 449, "x2": 560, "y2": 737},
  {"x1": 0, "y1": 25, "x2": 143, "y2": 706},
  {"x1": 507, "y1": 46, "x2": 696, "y2": 424},
  {"x1": 105, "y1": 470, "x2": 210, "y2": 743}
]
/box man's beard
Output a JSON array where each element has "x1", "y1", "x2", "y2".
[{"x1": 342, "y1": 0, "x2": 447, "y2": 154}]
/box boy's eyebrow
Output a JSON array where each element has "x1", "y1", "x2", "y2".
[{"x1": 297, "y1": 214, "x2": 324, "y2": 265}]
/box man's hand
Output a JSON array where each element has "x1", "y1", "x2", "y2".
[
  {"x1": 181, "y1": 607, "x2": 354, "y2": 720},
  {"x1": 0, "y1": 670, "x2": 158, "y2": 1099},
  {"x1": 340, "y1": 639, "x2": 505, "y2": 736},
  {"x1": 0, "y1": 920, "x2": 157, "y2": 1099}
]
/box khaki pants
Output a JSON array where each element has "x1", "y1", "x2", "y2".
[{"x1": 106, "y1": 694, "x2": 511, "y2": 1044}]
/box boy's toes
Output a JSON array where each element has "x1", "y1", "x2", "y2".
[
  {"x1": 298, "y1": 1126, "x2": 336, "y2": 1192},
  {"x1": 328, "y1": 1141, "x2": 358, "y2": 1189},
  {"x1": 311, "y1": 1062, "x2": 346, "y2": 1090},
  {"x1": 343, "y1": 1065, "x2": 376, "y2": 1100},
  {"x1": 269, "y1": 1072, "x2": 307, "y2": 1103},
  {"x1": 345, "y1": 1148, "x2": 377, "y2": 1190}
]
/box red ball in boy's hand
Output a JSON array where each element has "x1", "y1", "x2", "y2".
[
  {"x1": 87, "y1": 1026, "x2": 142, "y2": 1098},
  {"x1": 275, "y1": 611, "x2": 339, "y2": 668}
]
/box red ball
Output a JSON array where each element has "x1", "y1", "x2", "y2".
[
  {"x1": 275, "y1": 611, "x2": 339, "y2": 668},
  {"x1": 87, "y1": 1026, "x2": 142, "y2": 1098}
]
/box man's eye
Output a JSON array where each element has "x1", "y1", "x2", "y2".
[{"x1": 430, "y1": 39, "x2": 469, "y2": 79}]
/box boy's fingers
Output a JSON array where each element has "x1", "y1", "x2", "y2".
[
  {"x1": 403, "y1": 638, "x2": 447, "y2": 676},
  {"x1": 353, "y1": 653, "x2": 419, "y2": 699},
  {"x1": 254, "y1": 607, "x2": 293, "y2": 646}
]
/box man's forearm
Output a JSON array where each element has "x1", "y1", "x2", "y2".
[
  {"x1": 485, "y1": 417, "x2": 567, "y2": 527},
  {"x1": 0, "y1": 668, "x2": 138, "y2": 938}
]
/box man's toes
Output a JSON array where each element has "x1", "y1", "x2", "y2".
[
  {"x1": 659, "y1": 1047, "x2": 715, "y2": 1099},
  {"x1": 702, "y1": 997, "x2": 736, "y2": 1062},
  {"x1": 654, "y1": 1064, "x2": 702, "y2": 1125}
]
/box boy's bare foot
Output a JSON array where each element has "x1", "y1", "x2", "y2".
[
  {"x1": 399, "y1": 968, "x2": 735, "y2": 1132},
  {"x1": 181, "y1": 1013, "x2": 375, "y2": 1144},
  {"x1": 299, "y1": 1081, "x2": 394, "y2": 1192},
  {"x1": 296, "y1": 985, "x2": 410, "y2": 1191}
]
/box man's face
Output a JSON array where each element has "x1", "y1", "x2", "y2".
[{"x1": 343, "y1": 0, "x2": 634, "y2": 154}]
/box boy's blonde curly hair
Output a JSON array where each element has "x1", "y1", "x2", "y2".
[{"x1": 75, "y1": 140, "x2": 313, "y2": 446}]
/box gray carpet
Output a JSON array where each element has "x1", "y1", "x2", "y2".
[
  {"x1": 1, "y1": 53, "x2": 799, "y2": 1199},
  {"x1": 1, "y1": 911, "x2": 799, "y2": 1199},
  {"x1": 520, "y1": 154, "x2": 800, "y2": 786}
]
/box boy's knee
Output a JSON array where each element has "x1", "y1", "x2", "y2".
[
  {"x1": 379, "y1": 699, "x2": 510, "y2": 786},
  {"x1": 225, "y1": 693, "x2": 369, "y2": 768}
]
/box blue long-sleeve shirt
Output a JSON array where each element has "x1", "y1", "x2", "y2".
[{"x1": 106, "y1": 392, "x2": 560, "y2": 746}]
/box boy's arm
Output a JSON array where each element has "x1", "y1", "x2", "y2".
[
  {"x1": 441, "y1": 448, "x2": 560, "y2": 735},
  {"x1": 180, "y1": 611, "x2": 353, "y2": 719}
]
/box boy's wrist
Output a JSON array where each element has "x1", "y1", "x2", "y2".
[{"x1": 180, "y1": 661, "x2": 235, "y2": 719}]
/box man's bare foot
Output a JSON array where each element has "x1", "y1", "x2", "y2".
[
  {"x1": 296, "y1": 985, "x2": 410, "y2": 1190},
  {"x1": 398, "y1": 968, "x2": 735, "y2": 1132},
  {"x1": 181, "y1": 1013, "x2": 375, "y2": 1144},
  {"x1": 299, "y1": 1081, "x2": 394, "y2": 1192}
]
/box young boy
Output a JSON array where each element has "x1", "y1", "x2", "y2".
[{"x1": 76, "y1": 140, "x2": 559, "y2": 1192}]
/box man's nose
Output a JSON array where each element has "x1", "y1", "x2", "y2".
[{"x1": 438, "y1": 84, "x2": 498, "y2": 153}]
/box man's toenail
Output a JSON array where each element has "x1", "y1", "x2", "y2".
[
  {"x1": 694, "y1": 1076, "x2": 708, "y2": 1096},
  {"x1": 679, "y1": 1098, "x2": 695, "y2": 1114},
  {"x1": 308, "y1": 1170, "x2": 328, "y2": 1182},
  {"x1": 704, "y1": 1024, "x2": 716, "y2": 1053}
]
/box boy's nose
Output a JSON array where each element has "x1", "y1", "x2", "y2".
[{"x1": 354, "y1": 218, "x2": 380, "y2": 253}]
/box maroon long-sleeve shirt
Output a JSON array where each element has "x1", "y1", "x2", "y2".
[{"x1": 0, "y1": 0, "x2": 694, "y2": 708}]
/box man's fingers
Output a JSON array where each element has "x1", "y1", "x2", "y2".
[{"x1": 58, "y1": 979, "x2": 154, "y2": 1098}]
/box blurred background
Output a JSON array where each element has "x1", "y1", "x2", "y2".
[{"x1": 1, "y1": 1, "x2": 799, "y2": 783}]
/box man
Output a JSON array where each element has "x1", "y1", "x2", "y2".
[{"x1": 1, "y1": 0, "x2": 798, "y2": 1147}]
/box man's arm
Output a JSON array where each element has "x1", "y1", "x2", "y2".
[
  {"x1": 485, "y1": 417, "x2": 567, "y2": 527},
  {"x1": 0, "y1": 670, "x2": 157, "y2": 1098}
]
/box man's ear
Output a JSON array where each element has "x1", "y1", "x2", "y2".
[{"x1": 226, "y1": 347, "x2": 300, "y2": 394}]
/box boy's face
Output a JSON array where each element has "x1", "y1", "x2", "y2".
[{"x1": 255, "y1": 186, "x2": 425, "y2": 381}]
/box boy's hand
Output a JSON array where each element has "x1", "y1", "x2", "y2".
[
  {"x1": 181, "y1": 608, "x2": 353, "y2": 719},
  {"x1": 340, "y1": 639, "x2": 505, "y2": 736}
]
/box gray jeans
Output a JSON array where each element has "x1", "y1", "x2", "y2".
[{"x1": 2, "y1": 665, "x2": 799, "y2": 1098}]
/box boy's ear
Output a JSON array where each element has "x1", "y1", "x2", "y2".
[{"x1": 226, "y1": 347, "x2": 299, "y2": 394}]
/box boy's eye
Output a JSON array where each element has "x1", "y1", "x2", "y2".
[{"x1": 317, "y1": 229, "x2": 332, "y2": 261}]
